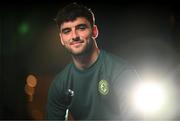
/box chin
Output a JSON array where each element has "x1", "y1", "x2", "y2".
[
  {"x1": 68, "y1": 43, "x2": 92, "y2": 56},
  {"x1": 71, "y1": 48, "x2": 89, "y2": 56},
  {"x1": 71, "y1": 51, "x2": 84, "y2": 56},
  {"x1": 70, "y1": 49, "x2": 83, "y2": 55}
]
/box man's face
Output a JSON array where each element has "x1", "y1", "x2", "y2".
[{"x1": 59, "y1": 17, "x2": 97, "y2": 56}]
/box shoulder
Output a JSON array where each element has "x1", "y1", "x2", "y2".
[
  {"x1": 101, "y1": 50, "x2": 139, "y2": 83},
  {"x1": 49, "y1": 63, "x2": 73, "y2": 93},
  {"x1": 102, "y1": 50, "x2": 131, "y2": 71},
  {"x1": 55, "y1": 63, "x2": 73, "y2": 81}
]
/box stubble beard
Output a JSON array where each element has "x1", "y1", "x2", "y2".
[{"x1": 66, "y1": 37, "x2": 94, "y2": 58}]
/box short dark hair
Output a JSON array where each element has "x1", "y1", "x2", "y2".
[{"x1": 55, "y1": 3, "x2": 95, "y2": 29}]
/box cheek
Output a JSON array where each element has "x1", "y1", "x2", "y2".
[
  {"x1": 61, "y1": 36, "x2": 70, "y2": 44},
  {"x1": 80, "y1": 31, "x2": 92, "y2": 40}
]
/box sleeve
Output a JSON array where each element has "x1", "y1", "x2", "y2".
[
  {"x1": 113, "y1": 67, "x2": 141, "y2": 119},
  {"x1": 46, "y1": 78, "x2": 68, "y2": 120}
]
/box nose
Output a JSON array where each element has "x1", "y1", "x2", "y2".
[{"x1": 71, "y1": 29, "x2": 78, "y2": 39}]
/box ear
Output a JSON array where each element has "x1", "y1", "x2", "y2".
[
  {"x1": 59, "y1": 33, "x2": 65, "y2": 46},
  {"x1": 92, "y1": 25, "x2": 98, "y2": 39}
]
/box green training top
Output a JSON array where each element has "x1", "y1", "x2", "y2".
[{"x1": 46, "y1": 50, "x2": 140, "y2": 120}]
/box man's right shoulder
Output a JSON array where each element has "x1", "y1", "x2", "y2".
[{"x1": 53, "y1": 63, "x2": 73, "y2": 84}]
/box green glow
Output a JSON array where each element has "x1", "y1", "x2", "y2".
[{"x1": 18, "y1": 22, "x2": 29, "y2": 35}]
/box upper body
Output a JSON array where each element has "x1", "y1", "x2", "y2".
[
  {"x1": 46, "y1": 3, "x2": 141, "y2": 120},
  {"x1": 47, "y1": 49, "x2": 140, "y2": 120}
]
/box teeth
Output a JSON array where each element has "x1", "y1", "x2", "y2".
[{"x1": 69, "y1": 39, "x2": 73, "y2": 43}]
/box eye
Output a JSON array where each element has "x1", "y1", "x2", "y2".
[
  {"x1": 76, "y1": 24, "x2": 88, "y2": 31},
  {"x1": 61, "y1": 28, "x2": 71, "y2": 34}
]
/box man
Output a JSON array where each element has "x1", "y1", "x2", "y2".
[{"x1": 46, "y1": 3, "x2": 140, "y2": 120}]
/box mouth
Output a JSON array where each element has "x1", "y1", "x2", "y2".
[{"x1": 70, "y1": 40, "x2": 84, "y2": 45}]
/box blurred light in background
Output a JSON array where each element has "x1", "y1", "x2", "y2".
[
  {"x1": 130, "y1": 75, "x2": 177, "y2": 119},
  {"x1": 18, "y1": 22, "x2": 30, "y2": 35},
  {"x1": 131, "y1": 81, "x2": 167, "y2": 115},
  {"x1": 26, "y1": 74, "x2": 37, "y2": 88},
  {"x1": 25, "y1": 74, "x2": 37, "y2": 102}
]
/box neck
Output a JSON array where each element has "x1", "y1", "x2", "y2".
[{"x1": 72, "y1": 45, "x2": 100, "y2": 70}]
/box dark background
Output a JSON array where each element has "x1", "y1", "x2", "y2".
[{"x1": 1, "y1": 1, "x2": 180, "y2": 119}]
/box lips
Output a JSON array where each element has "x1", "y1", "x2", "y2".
[{"x1": 70, "y1": 41, "x2": 84, "y2": 45}]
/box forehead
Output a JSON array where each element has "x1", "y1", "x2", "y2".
[{"x1": 60, "y1": 17, "x2": 91, "y2": 30}]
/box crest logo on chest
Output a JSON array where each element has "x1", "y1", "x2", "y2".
[{"x1": 98, "y1": 80, "x2": 109, "y2": 95}]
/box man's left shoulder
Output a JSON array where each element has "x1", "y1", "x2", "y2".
[{"x1": 104, "y1": 50, "x2": 130, "y2": 68}]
